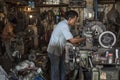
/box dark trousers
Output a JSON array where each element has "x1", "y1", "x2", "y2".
[{"x1": 48, "y1": 53, "x2": 65, "y2": 80}]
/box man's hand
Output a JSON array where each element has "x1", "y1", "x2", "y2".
[
  {"x1": 80, "y1": 38, "x2": 86, "y2": 42},
  {"x1": 68, "y1": 37, "x2": 86, "y2": 44}
]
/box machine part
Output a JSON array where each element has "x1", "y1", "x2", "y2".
[
  {"x1": 65, "y1": 45, "x2": 81, "y2": 71},
  {"x1": 65, "y1": 42, "x2": 73, "y2": 63},
  {"x1": 12, "y1": 50, "x2": 21, "y2": 60},
  {"x1": 15, "y1": 60, "x2": 35, "y2": 71},
  {"x1": 99, "y1": 31, "x2": 116, "y2": 48},
  {"x1": 25, "y1": 27, "x2": 34, "y2": 37},
  {"x1": 65, "y1": 43, "x2": 95, "y2": 70},
  {"x1": 79, "y1": 51, "x2": 90, "y2": 68},
  {"x1": 83, "y1": 21, "x2": 106, "y2": 48},
  {"x1": 88, "y1": 56, "x2": 93, "y2": 68},
  {"x1": 92, "y1": 67, "x2": 100, "y2": 80},
  {"x1": 84, "y1": 21, "x2": 106, "y2": 35},
  {"x1": 37, "y1": 68, "x2": 43, "y2": 74},
  {"x1": 23, "y1": 71, "x2": 36, "y2": 80},
  {"x1": 10, "y1": 32, "x2": 25, "y2": 58},
  {"x1": 69, "y1": 0, "x2": 86, "y2": 8},
  {"x1": 9, "y1": 65, "x2": 46, "y2": 80},
  {"x1": 28, "y1": 53, "x2": 36, "y2": 61},
  {"x1": 108, "y1": 53, "x2": 113, "y2": 64},
  {"x1": 91, "y1": 24, "x2": 104, "y2": 36},
  {"x1": 107, "y1": 4, "x2": 120, "y2": 25},
  {"x1": 12, "y1": 51, "x2": 19, "y2": 57},
  {"x1": 101, "y1": 68, "x2": 119, "y2": 80},
  {"x1": 84, "y1": 6, "x2": 94, "y2": 20},
  {"x1": 89, "y1": 21, "x2": 106, "y2": 36},
  {"x1": 94, "y1": 0, "x2": 98, "y2": 20}
]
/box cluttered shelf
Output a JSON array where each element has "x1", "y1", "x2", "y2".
[
  {"x1": 94, "y1": 62, "x2": 120, "y2": 67},
  {"x1": 35, "y1": 3, "x2": 68, "y2": 7}
]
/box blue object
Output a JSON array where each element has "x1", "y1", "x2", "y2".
[{"x1": 34, "y1": 76, "x2": 44, "y2": 80}]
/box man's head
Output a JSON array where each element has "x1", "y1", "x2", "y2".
[{"x1": 64, "y1": 10, "x2": 78, "y2": 26}]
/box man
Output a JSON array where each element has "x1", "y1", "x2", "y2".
[{"x1": 47, "y1": 10, "x2": 85, "y2": 80}]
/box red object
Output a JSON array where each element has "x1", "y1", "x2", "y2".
[{"x1": 108, "y1": 53, "x2": 113, "y2": 56}]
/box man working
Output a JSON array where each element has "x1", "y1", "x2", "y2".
[{"x1": 47, "y1": 10, "x2": 85, "y2": 80}]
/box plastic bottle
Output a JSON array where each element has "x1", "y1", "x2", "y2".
[
  {"x1": 115, "y1": 49, "x2": 119, "y2": 58},
  {"x1": 92, "y1": 67, "x2": 100, "y2": 80},
  {"x1": 105, "y1": 51, "x2": 109, "y2": 58},
  {"x1": 115, "y1": 49, "x2": 119, "y2": 64},
  {"x1": 108, "y1": 53, "x2": 113, "y2": 64}
]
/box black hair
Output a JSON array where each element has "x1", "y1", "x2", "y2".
[{"x1": 64, "y1": 10, "x2": 78, "y2": 20}]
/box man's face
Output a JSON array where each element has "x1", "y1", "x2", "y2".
[{"x1": 68, "y1": 16, "x2": 77, "y2": 26}]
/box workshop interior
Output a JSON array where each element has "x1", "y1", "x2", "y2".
[{"x1": 0, "y1": 0, "x2": 120, "y2": 80}]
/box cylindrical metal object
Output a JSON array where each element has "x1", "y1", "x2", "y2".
[{"x1": 92, "y1": 67, "x2": 100, "y2": 80}]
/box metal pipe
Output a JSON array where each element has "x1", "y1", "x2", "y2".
[{"x1": 94, "y1": 0, "x2": 98, "y2": 20}]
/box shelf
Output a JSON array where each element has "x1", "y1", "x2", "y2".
[
  {"x1": 95, "y1": 63, "x2": 120, "y2": 68},
  {"x1": 98, "y1": 0, "x2": 116, "y2": 4},
  {"x1": 35, "y1": 3, "x2": 68, "y2": 7},
  {"x1": 97, "y1": 63, "x2": 120, "y2": 65}
]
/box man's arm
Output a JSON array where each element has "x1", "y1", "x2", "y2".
[{"x1": 68, "y1": 37, "x2": 86, "y2": 44}]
